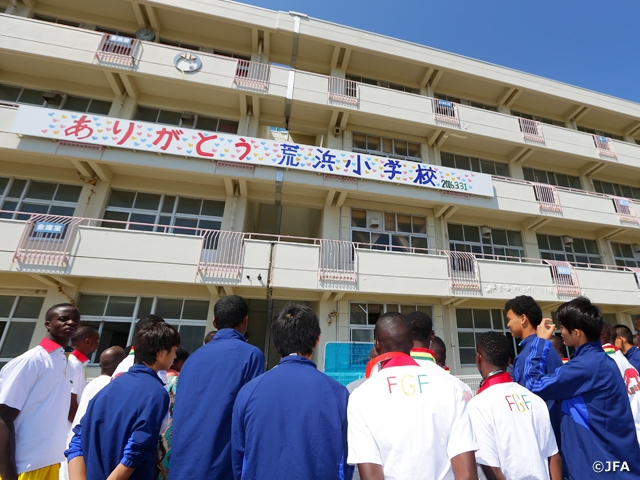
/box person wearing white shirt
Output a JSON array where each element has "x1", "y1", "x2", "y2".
[
  {"x1": 468, "y1": 331, "x2": 561, "y2": 480},
  {"x1": 66, "y1": 327, "x2": 99, "y2": 424},
  {"x1": 348, "y1": 312, "x2": 477, "y2": 480},
  {"x1": 0, "y1": 303, "x2": 80, "y2": 480}
]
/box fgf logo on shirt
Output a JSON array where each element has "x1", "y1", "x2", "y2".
[
  {"x1": 505, "y1": 393, "x2": 531, "y2": 412},
  {"x1": 386, "y1": 374, "x2": 429, "y2": 396}
]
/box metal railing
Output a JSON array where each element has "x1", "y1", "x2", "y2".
[
  {"x1": 544, "y1": 260, "x2": 581, "y2": 296},
  {"x1": 455, "y1": 374, "x2": 483, "y2": 394},
  {"x1": 328, "y1": 77, "x2": 358, "y2": 105},
  {"x1": 593, "y1": 135, "x2": 617, "y2": 159},
  {"x1": 234, "y1": 59, "x2": 270, "y2": 90},
  {"x1": 432, "y1": 98, "x2": 460, "y2": 126},
  {"x1": 95, "y1": 34, "x2": 140, "y2": 66},
  {"x1": 198, "y1": 230, "x2": 246, "y2": 279},
  {"x1": 612, "y1": 197, "x2": 638, "y2": 224},
  {"x1": 518, "y1": 117, "x2": 544, "y2": 143},
  {"x1": 533, "y1": 183, "x2": 562, "y2": 213},
  {"x1": 444, "y1": 251, "x2": 481, "y2": 290},
  {"x1": 319, "y1": 239, "x2": 357, "y2": 282}
]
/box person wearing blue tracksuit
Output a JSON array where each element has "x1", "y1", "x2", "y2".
[
  {"x1": 529, "y1": 296, "x2": 640, "y2": 479},
  {"x1": 231, "y1": 303, "x2": 353, "y2": 480},
  {"x1": 65, "y1": 322, "x2": 180, "y2": 480},
  {"x1": 169, "y1": 296, "x2": 265, "y2": 480}
]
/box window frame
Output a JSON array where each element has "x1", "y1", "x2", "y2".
[
  {"x1": 440, "y1": 151, "x2": 510, "y2": 177},
  {"x1": 0, "y1": 83, "x2": 112, "y2": 113},
  {"x1": 134, "y1": 106, "x2": 239, "y2": 133},
  {"x1": 447, "y1": 223, "x2": 524, "y2": 261},
  {"x1": 351, "y1": 132, "x2": 422, "y2": 162},
  {"x1": 455, "y1": 308, "x2": 518, "y2": 366},
  {"x1": 350, "y1": 209, "x2": 430, "y2": 253},
  {"x1": 0, "y1": 296, "x2": 46, "y2": 366},
  {"x1": 348, "y1": 302, "x2": 433, "y2": 342},
  {"x1": 611, "y1": 242, "x2": 640, "y2": 268},
  {"x1": 0, "y1": 177, "x2": 82, "y2": 220},
  {"x1": 537, "y1": 234, "x2": 602, "y2": 267},
  {"x1": 522, "y1": 167, "x2": 582, "y2": 190},
  {"x1": 511, "y1": 110, "x2": 564, "y2": 128}
]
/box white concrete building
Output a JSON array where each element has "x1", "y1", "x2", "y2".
[{"x1": 0, "y1": 0, "x2": 639, "y2": 379}]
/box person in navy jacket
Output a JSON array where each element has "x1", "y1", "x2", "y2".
[
  {"x1": 231, "y1": 303, "x2": 353, "y2": 480},
  {"x1": 530, "y1": 297, "x2": 640, "y2": 479},
  {"x1": 169, "y1": 295, "x2": 265, "y2": 480},
  {"x1": 66, "y1": 322, "x2": 180, "y2": 480},
  {"x1": 614, "y1": 324, "x2": 640, "y2": 372}
]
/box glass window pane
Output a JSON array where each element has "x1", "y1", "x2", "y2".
[
  {"x1": 456, "y1": 309, "x2": 473, "y2": 329},
  {"x1": 440, "y1": 152, "x2": 455, "y2": 168},
  {"x1": 102, "y1": 211, "x2": 129, "y2": 228},
  {"x1": 21, "y1": 203, "x2": 49, "y2": 214},
  {"x1": 367, "y1": 304, "x2": 383, "y2": 325},
  {"x1": 0, "y1": 84, "x2": 20, "y2": 102},
  {"x1": 350, "y1": 304, "x2": 367, "y2": 325},
  {"x1": 585, "y1": 240, "x2": 600, "y2": 255},
  {"x1": 108, "y1": 190, "x2": 135, "y2": 208},
  {"x1": 217, "y1": 120, "x2": 238, "y2": 134},
  {"x1": 573, "y1": 240, "x2": 587, "y2": 254},
  {"x1": 351, "y1": 230, "x2": 370, "y2": 244},
  {"x1": 182, "y1": 300, "x2": 209, "y2": 320},
  {"x1": 407, "y1": 143, "x2": 420, "y2": 158},
  {"x1": 548, "y1": 236, "x2": 564, "y2": 251},
  {"x1": 536, "y1": 234, "x2": 549, "y2": 250},
  {"x1": 77, "y1": 295, "x2": 108, "y2": 316},
  {"x1": 201, "y1": 200, "x2": 225, "y2": 217},
  {"x1": 393, "y1": 140, "x2": 407, "y2": 156},
  {"x1": 412, "y1": 216, "x2": 426, "y2": 234},
  {"x1": 507, "y1": 231, "x2": 523, "y2": 247},
  {"x1": 417, "y1": 305, "x2": 433, "y2": 317},
  {"x1": 411, "y1": 236, "x2": 428, "y2": 250},
  {"x1": 176, "y1": 197, "x2": 201, "y2": 215},
  {"x1": 351, "y1": 329, "x2": 373, "y2": 342},
  {"x1": 64, "y1": 96, "x2": 91, "y2": 113},
  {"x1": 495, "y1": 162, "x2": 510, "y2": 177},
  {"x1": 463, "y1": 225, "x2": 480, "y2": 243},
  {"x1": 0, "y1": 322, "x2": 37, "y2": 358},
  {"x1": 0, "y1": 177, "x2": 8, "y2": 196},
  {"x1": 351, "y1": 210, "x2": 367, "y2": 228},
  {"x1": 105, "y1": 296, "x2": 136, "y2": 317},
  {"x1": 620, "y1": 244, "x2": 634, "y2": 258},
  {"x1": 0, "y1": 296, "x2": 15, "y2": 317},
  {"x1": 459, "y1": 348, "x2": 476, "y2": 365},
  {"x1": 19, "y1": 89, "x2": 46, "y2": 106},
  {"x1": 352, "y1": 133, "x2": 366, "y2": 150},
  {"x1": 601, "y1": 182, "x2": 616, "y2": 195},
  {"x1": 523, "y1": 168, "x2": 536, "y2": 182},
  {"x1": 448, "y1": 224, "x2": 464, "y2": 242},
  {"x1": 384, "y1": 212, "x2": 396, "y2": 232},
  {"x1": 157, "y1": 110, "x2": 182, "y2": 126},
  {"x1": 129, "y1": 214, "x2": 156, "y2": 230},
  {"x1": 95, "y1": 322, "x2": 131, "y2": 359},
  {"x1": 54, "y1": 184, "x2": 82, "y2": 203},
  {"x1": 555, "y1": 174, "x2": 570, "y2": 188},
  {"x1": 25, "y1": 182, "x2": 55, "y2": 200},
  {"x1": 13, "y1": 297, "x2": 44, "y2": 319},
  {"x1": 400, "y1": 305, "x2": 416, "y2": 315},
  {"x1": 469, "y1": 157, "x2": 480, "y2": 173},
  {"x1": 473, "y1": 310, "x2": 492, "y2": 329},
  {"x1": 367, "y1": 136, "x2": 380, "y2": 152},
  {"x1": 491, "y1": 309, "x2": 505, "y2": 329},
  {"x1": 569, "y1": 176, "x2": 582, "y2": 190},
  {"x1": 155, "y1": 298, "x2": 183, "y2": 319},
  {"x1": 382, "y1": 138, "x2": 392, "y2": 154},
  {"x1": 7, "y1": 179, "x2": 27, "y2": 198},
  {"x1": 138, "y1": 297, "x2": 154, "y2": 319},
  {"x1": 397, "y1": 215, "x2": 412, "y2": 233},
  {"x1": 198, "y1": 220, "x2": 221, "y2": 231},
  {"x1": 161, "y1": 196, "x2": 176, "y2": 214},
  {"x1": 178, "y1": 325, "x2": 206, "y2": 353},
  {"x1": 480, "y1": 160, "x2": 495, "y2": 174},
  {"x1": 458, "y1": 332, "x2": 475, "y2": 348},
  {"x1": 134, "y1": 107, "x2": 159, "y2": 123},
  {"x1": 88, "y1": 100, "x2": 112, "y2": 115},
  {"x1": 491, "y1": 229, "x2": 508, "y2": 246},
  {"x1": 134, "y1": 193, "x2": 161, "y2": 211}
]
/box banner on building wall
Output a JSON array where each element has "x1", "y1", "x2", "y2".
[{"x1": 10, "y1": 105, "x2": 495, "y2": 197}]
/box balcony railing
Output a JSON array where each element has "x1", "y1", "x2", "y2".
[
  {"x1": 593, "y1": 135, "x2": 617, "y2": 159},
  {"x1": 612, "y1": 197, "x2": 639, "y2": 224},
  {"x1": 518, "y1": 118, "x2": 544, "y2": 143},
  {"x1": 328, "y1": 77, "x2": 358, "y2": 105},
  {"x1": 444, "y1": 251, "x2": 481, "y2": 290},
  {"x1": 14, "y1": 214, "x2": 86, "y2": 266},
  {"x1": 432, "y1": 99, "x2": 460, "y2": 126},
  {"x1": 95, "y1": 34, "x2": 140, "y2": 66},
  {"x1": 198, "y1": 230, "x2": 246, "y2": 279},
  {"x1": 544, "y1": 260, "x2": 581, "y2": 296},
  {"x1": 319, "y1": 239, "x2": 357, "y2": 282},
  {"x1": 234, "y1": 59, "x2": 270, "y2": 90},
  {"x1": 533, "y1": 183, "x2": 562, "y2": 213}
]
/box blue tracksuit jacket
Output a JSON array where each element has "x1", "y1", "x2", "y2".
[
  {"x1": 626, "y1": 346, "x2": 640, "y2": 372},
  {"x1": 527, "y1": 339, "x2": 640, "y2": 479},
  {"x1": 231, "y1": 355, "x2": 353, "y2": 480},
  {"x1": 169, "y1": 328, "x2": 265, "y2": 480},
  {"x1": 65, "y1": 364, "x2": 169, "y2": 480}
]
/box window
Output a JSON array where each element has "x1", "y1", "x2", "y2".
[
  {"x1": 134, "y1": 106, "x2": 239, "y2": 133},
  {"x1": 435, "y1": 93, "x2": 497, "y2": 112},
  {"x1": 577, "y1": 125, "x2": 624, "y2": 142},
  {"x1": 537, "y1": 234, "x2": 601, "y2": 266},
  {"x1": 350, "y1": 209, "x2": 429, "y2": 252},
  {"x1": 352, "y1": 132, "x2": 421, "y2": 162},
  {"x1": 33, "y1": 14, "x2": 81, "y2": 27},
  {"x1": 611, "y1": 243, "x2": 640, "y2": 268},
  {"x1": 159, "y1": 38, "x2": 203, "y2": 52},
  {"x1": 0, "y1": 296, "x2": 45, "y2": 367},
  {"x1": 456, "y1": 308, "x2": 517, "y2": 365},
  {"x1": 346, "y1": 75, "x2": 419, "y2": 95},
  {"x1": 440, "y1": 152, "x2": 510, "y2": 177},
  {"x1": 77, "y1": 294, "x2": 210, "y2": 362},
  {"x1": 510, "y1": 110, "x2": 564, "y2": 127},
  {"x1": 0, "y1": 177, "x2": 82, "y2": 219},
  {"x1": 95, "y1": 27, "x2": 135, "y2": 38},
  {"x1": 213, "y1": 50, "x2": 250, "y2": 61},
  {"x1": 102, "y1": 189, "x2": 224, "y2": 233},
  {"x1": 523, "y1": 167, "x2": 582, "y2": 190},
  {"x1": 349, "y1": 303, "x2": 432, "y2": 342},
  {"x1": 0, "y1": 83, "x2": 111, "y2": 113},
  {"x1": 448, "y1": 224, "x2": 524, "y2": 261},
  {"x1": 593, "y1": 180, "x2": 640, "y2": 200}
]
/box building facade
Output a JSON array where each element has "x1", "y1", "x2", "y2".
[{"x1": 0, "y1": 0, "x2": 639, "y2": 378}]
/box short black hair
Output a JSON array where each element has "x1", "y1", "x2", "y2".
[
  {"x1": 174, "y1": 347, "x2": 190, "y2": 363},
  {"x1": 45, "y1": 303, "x2": 77, "y2": 322},
  {"x1": 204, "y1": 331, "x2": 216, "y2": 344},
  {"x1": 614, "y1": 324, "x2": 634, "y2": 345},
  {"x1": 135, "y1": 314, "x2": 165, "y2": 334},
  {"x1": 405, "y1": 310, "x2": 433, "y2": 342},
  {"x1": 431, "y1": 336, "x2": 446, "y2": 367},
  {"x1": 504, "y1": 296, "x2": 543, "y2": 328},
  {"x1": 477, "y1": 331, "x2": 511, "y2": 370},
  {"x1": 374, "y1": 312, "x2": 413, "y2": 355},
  {"x1": 557, "y1": 297, "x2": 603, "y2": 342},
  {"x1": 71, "y1": 326, "x2": 99, "y2": 344},
  {"x1": 214, "y1": 295, "x2": 249, "y2": 329},
  {"x1": 272, "y1": 303, "x2": 320, "y2": 357},
  {"x1": 601, "y1": 324, "x2": 617, "y2": 345},
  {"x1": 134, "y1": 322, "x2": 181, "y2": 366}
]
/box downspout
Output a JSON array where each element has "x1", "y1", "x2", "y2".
[{"x1": 229, "y1": 183, "x2": 239, "y2": 231}]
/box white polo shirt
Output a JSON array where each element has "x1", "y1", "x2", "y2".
[
  {"x1": 348, "y1": 355, "x2": 477, "y2": 480},
  {"x1": 603, "y1": 344, "x2": 640, "y2": 444},
  {"x1": 0, "y1": 338, "x2": 71, "y2": 474},
  {"x1": 467, "y1": 379, "x2": 557, "y2": 480},
  {"x1": 67, "y1": 350, "x2": 89, "y2": 400},
  {"x1": 410, "y1": 348, "x2": 474, "y2": 402}
]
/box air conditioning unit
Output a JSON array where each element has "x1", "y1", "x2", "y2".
[
  {"x1": 480, "y1": 226, "x2": 492, "y2": 237},
  {"x1": 180, "y1": 112, "x2": 195, "y2": 127},
  {"x1": 633, "y1": 244, "x2": 640, "y2": 253},
  {"x1": 42, "y1": 92, "x2": 63, "y2": 106},
  {"x1": 562, "y1": 236, "x2": 574, "y2": 246},
  {"x1": 366, "y1": 211, "x2": 383, "y2": 231},
  {"x1": 332, "y1": 126, "x2": 342, "y2": 136}
]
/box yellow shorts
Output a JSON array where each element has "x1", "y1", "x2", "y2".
[{"x1": 1, "y1": 464, "x2": 60, "y2": 480}]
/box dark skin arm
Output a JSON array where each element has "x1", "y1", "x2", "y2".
[
  {"x1": 0, "y1": 405, "x2": 19, "y2": 480},
  {"x1": 480, "y1": 465, "x2": 507, "y2": 480},
  {"x1": 69, "y1": 393, "x2": 79, "y2": 423},
  {"x1": 549, "y1": 453, "x2": 562, "y2": 480},
  {"x1": 357, "y1": 463, "x2": 384, "y2": 480},
  {"x1": 450, "y1": 451, "x2": 479, "y2": 480}
]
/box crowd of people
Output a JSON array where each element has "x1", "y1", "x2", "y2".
[{"x1": 1, "y1": 294, "x2": 640, "y2": 480}]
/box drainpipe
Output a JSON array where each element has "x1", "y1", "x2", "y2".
[{"x1": 229, "y1": 183, "x2": 239, "y2": 231}]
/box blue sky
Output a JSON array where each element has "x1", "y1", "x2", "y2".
[{"x1": 243, "y1": 0, "x2": 640, "y2": 104}]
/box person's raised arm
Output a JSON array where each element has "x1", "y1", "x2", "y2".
[
  {"x1": 357, "y1": 463, "x2": 384, "y2": 480},
  {"x1": 0, "y1": 405, "x2": 19, "y2": 480}
]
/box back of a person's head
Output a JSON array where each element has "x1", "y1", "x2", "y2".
[
  {"x1": 550, "y1": 335, "x2": 565, "y2": 355},
  {"x1": 272, "y1": 303, "x2": 320, "y2": 357},
  {"x1": 174, "y1": 347, "x2": 190, "y2": 363},
  {"x1": 214, "y1": 295, "x2": 249, "y2": 329},
  {"x1": 71, "y1": 325, "x2": 99, "y2": 346},
  {"x1": 477, "y1": 332, "x2": 511, "y2": 370},
  {"x1": 430, "y1": 336, "x2": 447, "y2": 367},
  {"x1": 100, "y1": 346, "x2": 127, "y2": 376},
  {"x1": 557, "y1": 297, "x2": 603, "y2": 342},
  {"x1": 614, "y1": 324, "x2": 634, "y2": 346},
  {"x1": 504, "y1": 295, "x2": 543, "y2": 328},
  {"x1": 600, "y1": 324, "x2": 617, "y2": 345},
  {"x1": 204, "y1": 330, "x2": 216, "y2": 344},
  {"x1": 374, "y1": 312, "x2": 413, "y2": 355},
  {"x1": 405, "y1": 310, "x2": 433, "y2": 342},
  {"x1": 134, "y1": 322, "x2": 181, "y2": 366},
  {"x1": 134, "y1": 314, "x2": 165, "y2": 335}
]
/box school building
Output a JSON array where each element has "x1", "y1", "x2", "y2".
[{"x1": 0, "y1": 0, "x2": 639, "y2": 379}]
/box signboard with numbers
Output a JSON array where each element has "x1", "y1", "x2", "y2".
[{"x1": 11, "y1": 105, "x2": 495, "y2": 197}]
